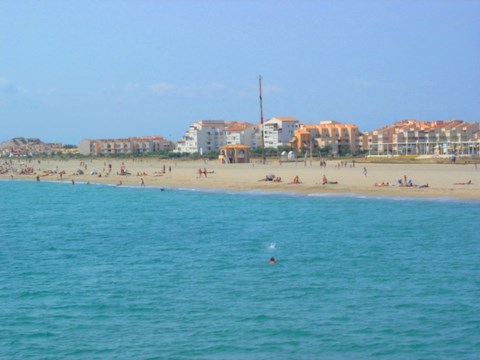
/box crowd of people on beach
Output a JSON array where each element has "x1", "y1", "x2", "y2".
[
  {"x1": 0, "y1": 158, "x2": 477, "y2": 194},
  {"x1": 372, "y1": 174, "x2": 430, "y2": 189}
]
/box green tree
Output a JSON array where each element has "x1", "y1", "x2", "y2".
[{"x1": 319, "y1": 145, "x2": 332, "y2": 156}]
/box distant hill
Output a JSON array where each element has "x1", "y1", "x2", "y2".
[
  {"x1": 0, "y1": 137, "x2": 73, "y2": 157},
  {"x1": 0, "y1": 137, "x2": 43, "y2": 149}
]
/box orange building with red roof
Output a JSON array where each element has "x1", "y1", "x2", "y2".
[{"x1": 289, "y1": 120, "x2": 360, "y2": 155}]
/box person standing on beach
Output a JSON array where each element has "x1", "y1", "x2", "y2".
[{"x1": 363, "y1": 167, "x2": 368, "y2": 177}]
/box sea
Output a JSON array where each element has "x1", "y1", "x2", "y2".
[{"x1": 1, "y1": 180, "x2": 479, "y2": 359}]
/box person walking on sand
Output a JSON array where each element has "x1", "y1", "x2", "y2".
[
  {"x1": 141, "y1": 178, "x2": 145, "y2": 186},
  {"x1": 363, "y1": 167, "x2": 367, "y2": 177}
]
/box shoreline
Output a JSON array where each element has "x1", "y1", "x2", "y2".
[
  {"x1": 1, "y1": 158, "x2": 479, "y2": 200},
  {"x1": 3, "y1": 177, "x2": 479, "y2": 205}
]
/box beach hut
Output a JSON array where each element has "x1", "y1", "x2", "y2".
[{"x1": 220, "y1": 144, "x2": 250, "y2": 164}]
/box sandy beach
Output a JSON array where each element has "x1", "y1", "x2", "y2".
[{"x1": 1, "y1": 157, "x2": 479, "y2": 200}]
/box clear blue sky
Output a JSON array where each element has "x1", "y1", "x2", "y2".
[{"x1": 1, "y1": 0, "x2": 479, "y2": 145}]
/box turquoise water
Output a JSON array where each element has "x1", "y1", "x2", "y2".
[{"x1": 1, "y1": 180, "x2": 479, "y2": 359}]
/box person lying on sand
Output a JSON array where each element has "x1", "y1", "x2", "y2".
[
  {"x1": 374, "y1": 182, "x2": 391, "y2": 187},
  {"x1": 454, "y1": 180, "x2": 472, "y2": 185},
  {"x1": 259, "y1": 174, "x2": 275, "y2": 181},
  {"x1": 322, "y1": 175, "x2": 338, "y2": 185},
  {"x1": 398, "y1": 178, "x2": 414, "y2": 187}
]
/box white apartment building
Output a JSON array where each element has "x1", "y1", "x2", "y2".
[
  {"x1": 175, "y1": 120, "x2": 227, "y2": 154},
  {"x1": 225, "y1": 122, "x2": 258, "y2": 149},
  {"x1": 361, "y1": 120, "x2": 480, "y2": 156},
  {"x1": 263, "y1": 116, "x2": 299, "y2": 148}
]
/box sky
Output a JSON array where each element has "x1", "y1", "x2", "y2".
[{"x1": 1, "y1": 0, "x2": 479, "y2": 145}]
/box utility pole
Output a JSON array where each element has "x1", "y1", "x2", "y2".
[{"x1": 259, "y1": 75, "x2": 265, "y2": 164}]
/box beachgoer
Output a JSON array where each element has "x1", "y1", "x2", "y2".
[
  {"x1": 322, "y1": 175, "x2": 328, "y2": 185},
  {"x1": 141, "y1": 178, "x2": 145, "y2": 186},
  {"x1": 259, "y1": 174, "x2": 275, "y2": 181},
  {"x1": 293, "y1": 175, "x2": 300, "y2": 184},
  {"x1": 269, "y1": 257, "x2": 277, "y2": 264},
  {"x1": 363, "y1": 167, "x2": 367, "y2": 177},
  {"x1": 454, "y1": 180, "x2": 472, "y2": 185}
]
